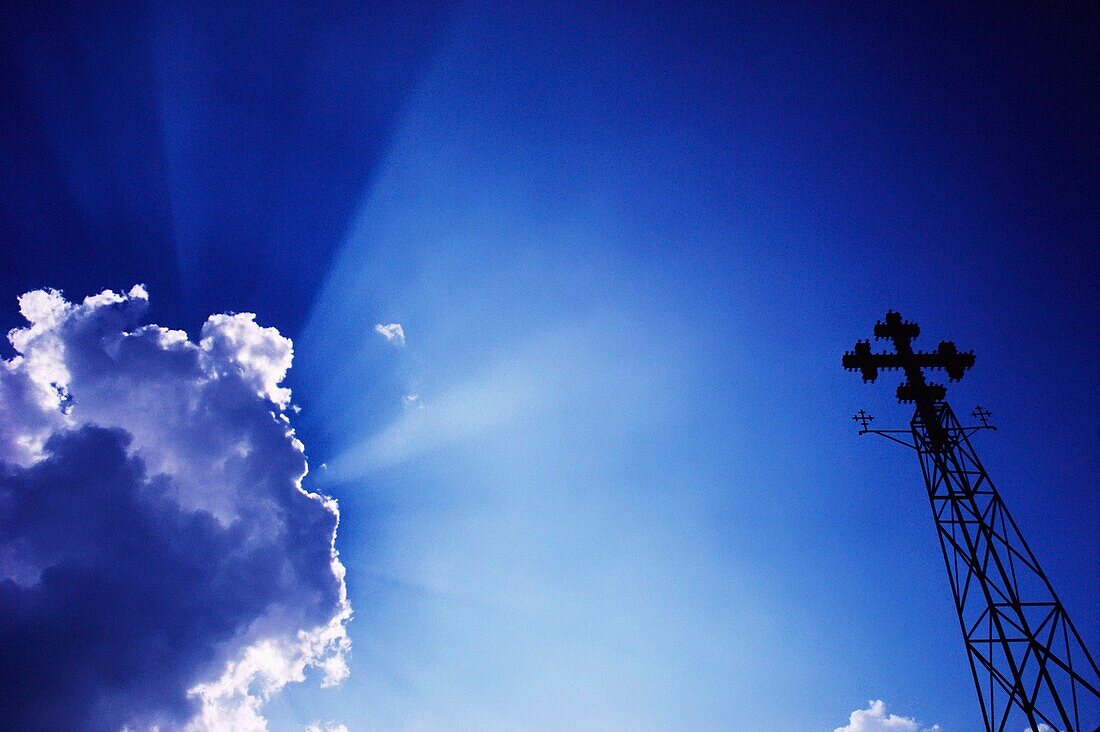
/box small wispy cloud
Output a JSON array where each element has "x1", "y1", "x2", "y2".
[
  {"x1": 402, "y1": 393, "x2": 423, "y2": 409},
  {"x1": 306, "y1": 723, "x2": 349, "y2": 732},
  {"x1": 835, "y1": 700, "x2": 940, "y2": 732},
  {"x1": 374, "y1": 322, "x2": 406, "y2": 346}
]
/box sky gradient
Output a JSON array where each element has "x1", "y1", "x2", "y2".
[{"x1": 1, "y1": 2, "x2": 1097, "y2": 730}]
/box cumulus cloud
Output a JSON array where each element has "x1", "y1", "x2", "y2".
[
  {"x1": 0, "y1": 287, "x2": 350, "y2": 730},
  {"x1": 374, "y1": 322, "x2": 405, "y2": 346},
  {"x1": 835, "y1": 700, "x2": 940, "y2": 732}
]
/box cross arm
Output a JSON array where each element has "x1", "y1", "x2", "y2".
[{"x1": 842, "y1": 341, "x2": 975, "y2": 383}]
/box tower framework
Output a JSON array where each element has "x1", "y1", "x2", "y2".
[{"x1": 844, "y1": 312, "x2": 1100, "y2": 732}]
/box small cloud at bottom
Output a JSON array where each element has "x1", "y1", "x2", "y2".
[
  {"x1": 306, "y1": 723, "x2": 350, "y2": 732},
  {"x1": 835, "y1": 700, "x2": 940, "y2": 732}
]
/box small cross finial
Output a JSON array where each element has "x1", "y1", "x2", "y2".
[
  {"x1": 852, "y1": 409, "x2": 875, "y2": 431},
  {"x1": 972, "y1": 405, "x2": 992, "y2": 427}
]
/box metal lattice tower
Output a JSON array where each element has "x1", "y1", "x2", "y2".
[{"x1": 843, "y1": 311, "x2": 1100, "y2": 732}]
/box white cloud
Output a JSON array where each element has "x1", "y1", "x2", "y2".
[
  {"x1": 305, "y1": 723, "x2": 350, "y2": 732},
  {"x1": 374, "y1": 322, "x2": 406, "y2": 346},
  {"x1": 0, "y1": 287, "x2": 350, "y2": 730},
  {"x1": 835, "y1": 700, "x2": 941, "y2": 732},
  {"x1": 201, "y1": 312, "x2": 294, "y2": 408}
]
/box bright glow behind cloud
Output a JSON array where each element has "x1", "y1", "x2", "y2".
[{"x1": 0, "y1": 287, "x2": 350, "y2": 730}]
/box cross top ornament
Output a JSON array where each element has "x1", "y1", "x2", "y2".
[
  {"x1": 843, "y1": 311, "x2": 975, "y2": 409},
  {"x1": 971, "y1": 405, "x2": 992, "y2": 427},
  {"x1": 852, "y1": 409, "x2": 875, "y2": 430}
]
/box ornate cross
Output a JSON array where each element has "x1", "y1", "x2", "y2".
[{"x1": 843, "y1": 311, "x2": 975, "y2": 439}]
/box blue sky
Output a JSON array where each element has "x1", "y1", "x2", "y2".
[{"x1": 1, "y1": 2, "x2": 1096, "y2": 730}]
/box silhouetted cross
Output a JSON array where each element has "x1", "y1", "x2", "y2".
[
  {"x1": 971, "y1": 405, "x2": 992, "y2": 427},
  {"x1": 852, "y1": 410, "x2": 875, "y2": 430},
  {"x1": 843, "y1": 312, "x2": 975, "y2": 439}
]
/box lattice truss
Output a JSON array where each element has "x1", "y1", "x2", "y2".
[
  {"x1": 915, "y1": 404, "x2": 1099, "y2": 732},
  {"x1": 845, "y1": 312, "x2": 1100, "y2": 732}
]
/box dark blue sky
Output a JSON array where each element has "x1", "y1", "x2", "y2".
[
  {"x1": 1, "y1": 2, "x2": 1096, "y2": 729},
  {"x1": 1, "y1": 0, "x2": 453, "y2": 337},
  {"x1": 2, "y1": 3, "x2": 1095, "y2": 339}
]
